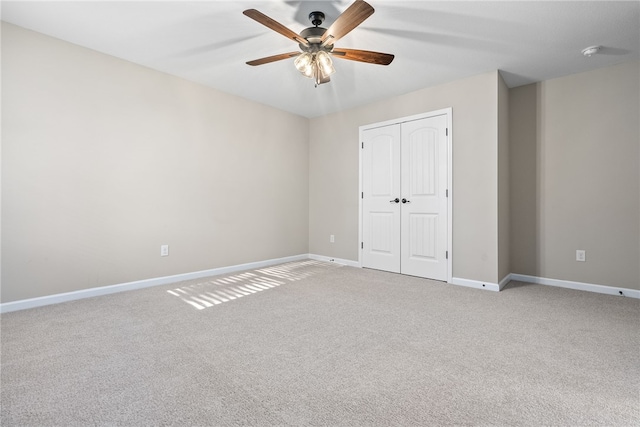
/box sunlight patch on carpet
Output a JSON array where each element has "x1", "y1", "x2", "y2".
[{"x1": 167, "y1": 260, "x2": 341, "y2": 310}]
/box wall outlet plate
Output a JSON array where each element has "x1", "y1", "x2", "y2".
[
  {"x1": 576, "y1": 250, "x2": 586, "y2": 262},
  {"x1": 161, "y1": 245, "x2": 169, "y2": 257}
]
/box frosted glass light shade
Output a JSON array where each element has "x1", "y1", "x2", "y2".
[
  {"x1": 316, "y1": 51, "x2": 335, "y2": 76},
  {"x1": 294, "y1": 52, "x2": 314, "y2": 78}
]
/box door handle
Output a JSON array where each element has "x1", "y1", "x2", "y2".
[
  {"x1": 389, "y1": 198, "x2": 400, "y2": 203},
  {"x1": 402, "y1": 198, "x2": 411, "y2": 204}
]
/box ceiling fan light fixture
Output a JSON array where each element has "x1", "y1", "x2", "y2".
[
  {"x1": 294, "y1": 52, "x2": 314, "y2": 77},
  {"x1": 295, "y1": 51, "x2": 335, "y2": 82},
  {"x1": 315, "y1": 65, "x2": 329, "y2": 86},
  {"x1": 316, "y1": 51, "x2": 336, "y2": 77}
]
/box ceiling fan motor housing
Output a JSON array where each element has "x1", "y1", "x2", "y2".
[{"x1": 299, "y1": 26, "x2": 332, "y2": 52}]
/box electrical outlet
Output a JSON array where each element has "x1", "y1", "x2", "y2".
[
  {"x1": 161, "y1": 245, "x2": 169, "y2": 257},
  {"x1": 576, "y1": 250, "x2": 585, "y2": 262},
  {"x1": 330, "y1": 234, "x2": 335, "y2": 243}
]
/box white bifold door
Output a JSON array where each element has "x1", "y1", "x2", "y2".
[{"x1": 361, "y1": 114, "x2": 448, "y2": 281}]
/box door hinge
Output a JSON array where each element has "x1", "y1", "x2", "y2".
[
  {"x1": 361, "y1": 242, "x2": 364, "y2": 249},
  {"x1": 361, "y1": 192, "x2": 364, "y2": 199},
  {"x1": 362, "y1": 142, "x2": 364, "y2": 149},
  {"x1": 446, "y1": 251, "x2": 448, "y2": 259},
  {"x1": 446, "y1": 189, "x2": 448, "y2": 197},
  {"x1": 446, "y1": 128, "x2": 448, "y2": 136}
]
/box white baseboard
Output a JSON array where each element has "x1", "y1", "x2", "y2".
[
  {"x1": 0, "y1": 254, "x2": 310, "y2": 314},
  {"x1": 509, "y1": 274, "x2": 640, "y2": 299},
  {"x1": 450, "y1": 277, "x2": 500, "y2": 292},
  {"x1": 4, "y1": 257, "x2": 637, "y2": 313},
  {"x1": 498, "y1": 273, "x2": 513, "y2": 291},
  {"x1": 308, "y1": 254, "x2": 360, "y2": 268},
  {"x1": 451, "y1": 273, "x2": 639, "y2": 299}
]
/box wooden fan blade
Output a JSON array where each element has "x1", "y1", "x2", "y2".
[
  {"x1": 320, "y1": 0, "x2": 374, "y2": 46},
  {"x1": 246, "y1": 52, "x2": 300, "y2": 66},
  {"x1": 332, "y1": 48, "x2": 394, "y2": 65},
  {"x1": 243, "y1": 9, "x2": 308, "y2": 47}
]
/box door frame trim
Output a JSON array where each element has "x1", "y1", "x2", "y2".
[{"x1": 358, "y1": 108, "x2": 453, "y2": 283}]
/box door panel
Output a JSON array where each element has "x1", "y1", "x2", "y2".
[
  {"x1": 370, "y1": 213, "x2": 395, "y2": 254},
  {"x1": 408, "y1": 213, "x2": 438, "y2": 259},
  {"x1": 401, "y1": 115, "x2": 448, "y2": 280},
  {"x1": 362, "y1": 124, "x2": 401, "y2": 273}
]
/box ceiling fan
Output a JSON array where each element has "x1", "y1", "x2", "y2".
[{"x1": 243, "y1": 0, "x2": 394, "y2": 86}]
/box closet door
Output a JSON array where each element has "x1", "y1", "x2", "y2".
[
  {"x1": 361, "y1": 113, "x2": 449, "y2": 281},
  {"x1": 361, "y1": 124, "x2": 401, "y2": 273},
  {"x1": 400, "y1": 115, "x2": 448, "y2": 281}
]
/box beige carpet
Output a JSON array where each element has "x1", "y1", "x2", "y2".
[{"x1": 1, "y1": 260, "x2": 639, "y2": 426}]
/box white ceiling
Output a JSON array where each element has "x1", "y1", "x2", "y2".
[{"x1": 2, "y1": 1, "x2": 639, "y2": 118}]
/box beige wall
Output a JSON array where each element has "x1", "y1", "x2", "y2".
[
  {"x1": 309, "y1": 72, "x2": 501, "y2": 284},
  {"x1": 4, "y1": 22, "x2": 636, "y2": 304},
  {"x1": 509, "y1": 84, "x2": 538, "y2": 277},
  {"x1": 498, "y1": 73, "x2": 510, "y2": 283},
  {"x1": 1, "y1": 23, "x2": 310, "y2": 303},
  {"x1": 509, "y1": 61, "x2": 639, "y2": 290}
]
